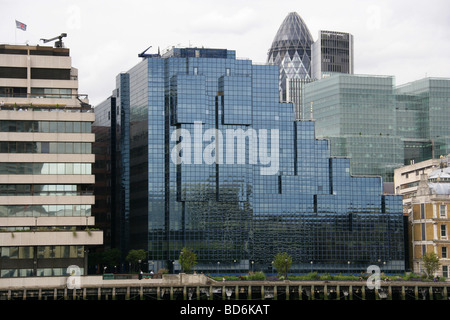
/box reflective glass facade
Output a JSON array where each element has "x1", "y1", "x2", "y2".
[
  {"x1": 303, "y1": 75, "x2": 450, "y2": 182},
  {"x1": 100, "y1": 47, "x2": 405, "y2": 274},
  {"x1": 396, "y1": 78, "x2": 450, "y2": 160}
]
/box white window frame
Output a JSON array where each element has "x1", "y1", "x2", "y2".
[{"x1": 440, "y1": 204, "x2": 447, "y2": 218}]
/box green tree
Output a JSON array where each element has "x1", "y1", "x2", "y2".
[
  {"x1": 103, "y1": 248, "x2": 121, "y2": 267},
  {"x1": 422, "y1": 251, "x2": 440, "y2": 279},
  {"x1": 273, "y1": 252, "x2": 292, "y2": 279},
  {"x1": 179, "y1": 247, "x2": 197, "y2": 273},
  {"x1": 126, "y1": 249, "x2": 147, "y2": 272}
]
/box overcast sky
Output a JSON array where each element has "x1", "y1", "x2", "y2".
[{"x1": 2, "y1": 0, "x2": 450, "y2": 106}]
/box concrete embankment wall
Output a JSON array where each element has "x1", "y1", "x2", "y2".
[{"x1": 0, "y1": 274, "x2": 448, "y2": 301}]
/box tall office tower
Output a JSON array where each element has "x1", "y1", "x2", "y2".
[
  {"x1": 0, "y1": 44, "x2": 102, "y2": 277},
  {"x1": 268, "y1": 12, "x2": 314, "y2": 120},
  {"x1": 312, "y1": 30, "x2": 354, "y2": 80},
  {"x1": 97, "y1": 46, "x2": 405, "y2": 274}
]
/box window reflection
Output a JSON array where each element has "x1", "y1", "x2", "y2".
[
  {"x1": 0, "y1": 120, "x2": 91, "y2": 133},
  {"x1": 0, "y1": 204, "x2": 91, "y2": 217},
  {"x1": 0, "y1": 142, "x2": 91, "y2": 154}
]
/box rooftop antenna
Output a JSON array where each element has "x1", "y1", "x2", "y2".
[
  {"x1": 40, "y1": 33, "x2": 67, "y2": 48},
  {"x1": 138, "y1": 45, "x2": 161, "y2": 59}
]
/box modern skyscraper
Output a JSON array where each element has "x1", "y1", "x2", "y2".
[
  {"x1": 267, "y1": 12, "x2": 314, "y2": 120},
  {"x1": 0, "y1": 44, "x2": 102, "y2": 277},
  {"x1": 312, "y1": 30, "x2": 354, "y2": 80},
  {"x1": 268, "y1": 13, "x2": 354, "y2": 120},
  {"x1": 96, "y1": 46, "x2": 405, "y2": 274}
]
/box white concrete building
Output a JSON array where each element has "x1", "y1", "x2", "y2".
[{"x1": 0, "y1": 44, "x2": 102, "y2": 277}]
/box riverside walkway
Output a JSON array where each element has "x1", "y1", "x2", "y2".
[{"x1": 0, "y1": 274, "x2": 448, "y2": 301}]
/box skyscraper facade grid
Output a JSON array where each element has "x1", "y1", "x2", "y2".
[{"x1": 303, "y1": 74, "x2": 450, "y2": 182}]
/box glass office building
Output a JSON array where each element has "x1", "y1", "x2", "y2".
[
  {"x1": 96, "y1": 47, "x2": 405, "y2": 274},
  {"x1": 303, "y1": 74, "x2": 450, "y2": 182},
  {"x1": 396, "y1": 78, "x2": 450, "y2": 160}
]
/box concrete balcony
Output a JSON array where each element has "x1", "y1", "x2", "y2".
[
  {"x1": 0, "y1": 216, "x2": 96, "y2": 227},
  {"x1": 0, "y1": 132, "x2": 95, "y2": 143},
  {"x1": 0, "y1": 174, "x2": 95, "y2": 184},
  {"x1": 0, "y1": 153, "x2": 95, "y2": 163},
  {"x1": 0, "y1": 109, "x2": 95, "y2": 121},
  {"x1": 0, "y1": 230, "x2": 103, "y2": 246}
]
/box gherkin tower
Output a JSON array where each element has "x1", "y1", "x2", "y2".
[{"x1": 268, "y1": 12, "x2": 314, "y2": 117}]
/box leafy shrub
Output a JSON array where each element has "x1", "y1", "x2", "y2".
[{"x1": 246, "y1": 271, "x2": 267, "y2": 281}]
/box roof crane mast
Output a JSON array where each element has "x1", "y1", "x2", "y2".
[
  {"x1": 138, "y1": 45, "x2": 160, "y2": 59},
  {"x1": 40, "y1": 33, "x2": 67, "y2": 48}
]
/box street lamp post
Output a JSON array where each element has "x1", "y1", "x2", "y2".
[
  {"x1": 284, "y1": 258, "x2": 288, "y2": 279},
  {"x1": 310, "y1": 261, "x2": 313, "y2": 273}
]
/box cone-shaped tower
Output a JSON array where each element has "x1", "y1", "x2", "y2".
[{"x1": 268, "y1": 12, "x2": 314, "y2": 115}]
